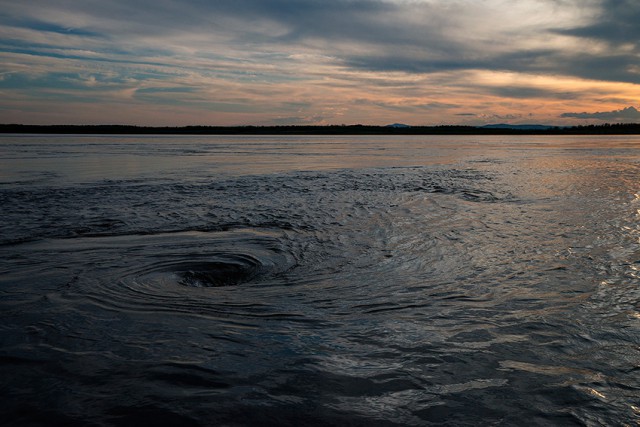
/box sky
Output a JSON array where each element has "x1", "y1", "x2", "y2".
[{"x1": 1, "y1": 0, "x2": 639, "y2": 126}]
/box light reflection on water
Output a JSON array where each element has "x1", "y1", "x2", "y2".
[
  {"x1": 3, "y1": 134, "x2": 640, "y2": 185},
  {"x1": 0, "y1": 134, "x2": 639, "y2": 425}
]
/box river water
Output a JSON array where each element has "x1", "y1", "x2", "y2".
[{"x1": 1, "y1": 134, "x2": 639, "y2": 426}]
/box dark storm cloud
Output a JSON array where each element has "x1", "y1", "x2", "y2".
[{"x1": 561, "y1": 106, "x2": 640, "y2": 120}]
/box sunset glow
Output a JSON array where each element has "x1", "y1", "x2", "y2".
[{"x1": 1, "y1": 0, "x2": 638, "y2": 126}]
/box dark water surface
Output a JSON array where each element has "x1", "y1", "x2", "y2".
[{"x1": 1, "y1": 135, "x2": 639, "y2": 426}]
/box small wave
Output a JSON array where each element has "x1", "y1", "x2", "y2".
[{"x1": 0, "y1": 166, "x2": 508, "y2": 245}]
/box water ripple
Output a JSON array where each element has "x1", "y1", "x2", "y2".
[{"x1": 3, "y1": 137, "x2": 640, "y2": 425}]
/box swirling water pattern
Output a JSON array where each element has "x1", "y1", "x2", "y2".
[{"x1": 1, "y1": 135, "x2": 639, "y2": 426}]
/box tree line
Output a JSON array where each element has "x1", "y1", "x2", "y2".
[{"x1": 1, "y1": 123, "x2": 640, "y2": 135}]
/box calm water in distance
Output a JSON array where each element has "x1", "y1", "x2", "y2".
[{"x1": 1, "y1": 134, "x2": 639, "y2": 426}]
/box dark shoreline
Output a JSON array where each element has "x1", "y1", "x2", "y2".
[{"x1": 2, "y1": 123, "x2": 640, "y2": 135}]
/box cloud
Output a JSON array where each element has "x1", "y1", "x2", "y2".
[
  {"x1": 554, "y1": 0, "x2": 640, "y2": 45},
  {"x1": 0, "y1": 1, "x2": 595, "y2": 73},
  {"x1": 481, "y1": 85, "x2": 579, "y2": 100},
  {"x1": 546, "y1": 0, "x2": 640, "y2": 84},
  {"x1": 560, "y1": 106, "x2": 640, "y2": 120},
  {"x1": 266, "y1": 115, "x2": 327, "y2": 125},
  {"x1": 0, "y1": 2, "x2": 620, "y2": 84},
  {"x1": 1, "y1": 0, "x2": 640, "y2": 125}
]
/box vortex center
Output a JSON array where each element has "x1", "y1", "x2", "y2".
[{"x1": 178, "y1": 261, "x2": 258, "y2": 287}]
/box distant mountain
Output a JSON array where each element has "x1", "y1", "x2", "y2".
[
  {"x1": 480, "y1": 124, "x2": 556, "y2": 130},
  {"x1": 385, "y1": 123, "x2": 411, "y2": 128}
]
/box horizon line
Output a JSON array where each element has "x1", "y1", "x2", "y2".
[{"x1": 2, "y1": 122, "x2": 640, "y2": 136}]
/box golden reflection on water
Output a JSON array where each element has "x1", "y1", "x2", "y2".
[
  {"x1": 499, "y1": 360, "x2": 605, "y2": 379},
  {"x1": 3, "y1": 134, "x2": 640, "y2": 186}
]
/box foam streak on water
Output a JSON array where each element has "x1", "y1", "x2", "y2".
[{"x1": 1, "y1": 135, "x2": 640, "y2": 426}]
